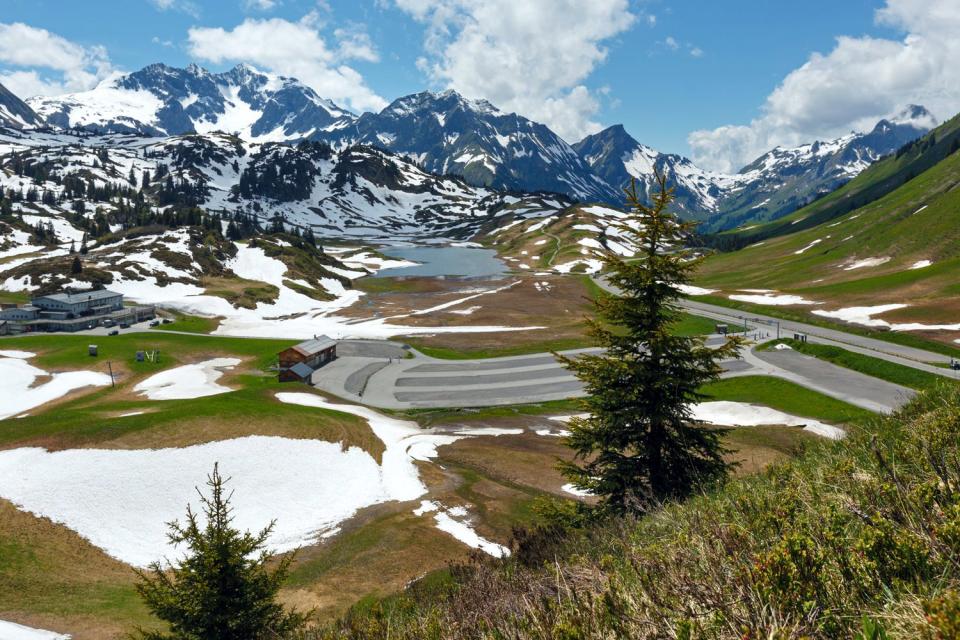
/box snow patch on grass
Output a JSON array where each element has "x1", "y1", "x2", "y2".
[
  {"x1": 909, "y1": 260, "x2": 932, "y2": 270},
  {"x1": 692, "y1": 401, "x2": 844, "y2": 440},
  {"x1": 0, "y1": 354, "x2": 111, "y2": 421},
  {"x1": 0, "y1": 620, "x2": 70, "y2": 639},
  {"x1": 133, "y1": 358, "x2": 240, "y2": 400},
  {"x1": 794, "y1": 238, "x2": 822, "y2": 254},
  {"x1": 728, "y1": 293, "x2": 819, "y2": 306},
  {"x1": 0, "y1": 350, "x2": 35, "y2": 359},
  {"x1": 412, "y1": 501, "x2": 509, "y2": 558},
  {"x1": 843, "y1": 256, "x2": 890, "y2": 270},
  {"x1": 562, "y1": 483, "x2": 592, "y2": 498},
  {"x1": 552, "y1": 258, "x2": 604, "y2": 274},
  {"x1": 677, "y1": 284, "x2": 717, "y2": 296},
  {"x1": 813, "y1": 304, "x2": 960, "y2": 332},
  {"x1": 447, "y1": 305, "x2": 481, "y2": 316},
  {"x1": 535, "y1": 428, "x2": 570, "y2": 437}
]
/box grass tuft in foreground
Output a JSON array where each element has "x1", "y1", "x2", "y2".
[{"x1": 303, "y1": 384, "x2": 960, "y2": 639}]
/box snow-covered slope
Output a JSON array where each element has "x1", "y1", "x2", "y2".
[
  {"x1": 317, "y1": 89, "x2": 620, "y2": 204},
  {"x1": 575, "y1": 106, "x2": 935, "y2": 231},
  {"x1": 0, "y1": 124, "x2": 572, "y2": 243},
  {"x1": 0, "y1": 82, "x2": 42, "y2": 130},
  {"x1": 29, "y1": 63, "x2": 353, "y2": 140}
]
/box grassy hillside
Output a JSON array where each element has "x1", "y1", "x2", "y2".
[
  {"x1": 309, "y1": 385, "x2": 960, "y2": 640},
  {"x1": 712, "y1": 111, "x2": 960, "y2": 247},
  {"x1": 694, "y1": 138, "x2": 960, "y2": 345},
  {"x1": 0, "y1": 330, "x2": 875, "y2": 638}
]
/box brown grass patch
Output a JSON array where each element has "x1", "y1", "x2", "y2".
[
  {"x1": 0, "y1": 499, "x2": 153, "y2": 640},
  {"x1": 97, "y1": 408, "x2": 384, "y2": 459},
  {"x1": 722, "y1": 425, "x2": 816, "y2": 476},
  {"x1": 348, "y1": 275, "x2": 596, "y2": 355},
  {"x1": 437, "y1": 431, "x2": 572, "y2": 498}
]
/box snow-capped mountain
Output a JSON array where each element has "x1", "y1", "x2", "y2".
[
  {"x1": 9, "y1": 65, "x2": 935, "y2": 231},
  {"x1": 23, "y1": 64, "x2": 616, "y2": 203},
  {"x1": 0, "y1": 82, "x2": 42, "y2": 129},
  {"x1": 28, "y1": 63, "x2": 354, "y2": 140},
  {"x1": 318, "y1": 89, "x2": 620, "y2": 203},
  {"x1": 575, "y1": 106, "x2": 935, "y2": 231},
  {"x1": 573, "y1": 124, "x2": 734, "y2": 220}
]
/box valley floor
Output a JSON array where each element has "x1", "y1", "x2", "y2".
[
  {"x1": 0, "y1": 318, "x2": 891, "y2": 638},
  {"x1": 1, "y1": 256, "x2": 956, "y2": 638}
]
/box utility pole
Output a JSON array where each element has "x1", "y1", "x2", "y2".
[{"x1": 107, "y1": 361, "x2": 115, "y2": 387}]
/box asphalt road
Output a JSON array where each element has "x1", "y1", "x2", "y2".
[{"x1": 677, "y1": 299, "x2": 958, "y2": 377}]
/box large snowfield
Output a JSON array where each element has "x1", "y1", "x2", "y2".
[
  {"x1": 0, "y1": 436, "x2": 389, "y2": 567},
  {"x1": 0, "y1": 391, "x2": 515, "y2": 567}
]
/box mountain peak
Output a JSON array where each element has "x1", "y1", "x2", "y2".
[
  {"x1": 227, "y1": 62, "x2": 263, "y2": 78},
  {"x1": 890, "y1": 104, "x2": 938, "y2": 130},
  {"x1": 185, "y1": 62, "x2": 209, "y2": 76},
  {"x1": 28, "y1": 62, "x2": 353, "y2": 139}
]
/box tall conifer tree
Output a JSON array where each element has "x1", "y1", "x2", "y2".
[
  {"x1": 133, "y1": 465, "x2": 308, "y2": 639},
  {"x1": 560, "y1": 172, "x2": 743, "y2": 514}
]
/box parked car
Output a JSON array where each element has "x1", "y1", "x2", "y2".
[
  {"x1": 108, "y1": 329, "x2": 119, "y2": 336},
  {"x1": 103, "y1": 319, "x2": 115, "y2": 327},
  {"x1": 162, "y1": 318, "x2": 173, "y2": 324},
  {"x1": 149, "y1": 320, "x2": 160, "y2": 327},
  {"x1": 119, "y1": 322, "x2": 130, "y2": 329}
]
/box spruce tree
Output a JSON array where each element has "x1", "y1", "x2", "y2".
[
  {"x1": 133, "y1": 464, "x2": 309, "y2": 640},
  {"x1": 70, "y1": 255, "x2": 82, "y2": 274},
  {"x1": 559, "y1": 172, "x2": 743, "y2": 515}
]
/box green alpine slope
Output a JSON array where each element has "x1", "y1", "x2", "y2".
[
  {"x1": 695, "y1": 134, "x2": 960, "y2": 345},
  {"x1": 712, "y1": 111, "x2": 960, "y2": 248}
]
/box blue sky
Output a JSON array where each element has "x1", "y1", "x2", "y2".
[{"x1": 0, "y1": 0, "x2": 953, "y2": 172}]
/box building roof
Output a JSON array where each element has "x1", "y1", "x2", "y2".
[
  {"x1": 33, "y1": 289, "x2": 122, "y2": 304},
  {"x1": 291, "y1": 336, "x2": 337, "y2": 356},
  {"x1": 289, "y1": 362, "x2": 315, "y2": 379}
]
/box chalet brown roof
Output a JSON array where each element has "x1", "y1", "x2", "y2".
[{"x1": 290, "y1": 336, "x2": 337, "y2": 356}]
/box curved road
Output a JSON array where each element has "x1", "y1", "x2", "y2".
[{"x1": 677, "y1": 298, "x2": 958, "y2": 377}]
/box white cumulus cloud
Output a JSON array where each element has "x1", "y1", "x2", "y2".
[
  {"x1": 392, "y1": 0, "x2": 635, "y2": 142},
  {"x1": 689, "y1": 0, "x2": 960, "y2": 173},
  {"x1": 0, "y1": 22, "x2": 114, "y2": 98},
  {"x1": 187, "y1": 13, "x2": 386, "y2": 113}
]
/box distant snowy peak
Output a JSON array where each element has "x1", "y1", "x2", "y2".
[
  {"x1": 740, "y1": 111, "x2": 935, "y2": 179},
  {"x1": 319, "y1": 89, "x2": 618, "y2": 204},
  {"x1": 0, "y1": 81, "x2": 42, "y2": 129},
  {"x1": 889, "y1": 104, "x2": 938, "y2": 131},
  {"x1": 573, "y1": 124, "x2": 731, "y2": 217},
  {"x1": 28, "y1": 63, "x2": 354, "y2": 140},
  {"x1": 576, "y1": 107, "x2": 934, "y2": 228}
]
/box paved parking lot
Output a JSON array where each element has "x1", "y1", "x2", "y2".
[{"x1": 309, "y1": 336, "x2": 919, "y2": 412}]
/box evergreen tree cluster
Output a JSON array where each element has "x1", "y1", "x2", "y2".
[
  {"x1": 234, "y1": 141, "x2": 331, "y2": 202},
  {"x1": 155, "y1": 173, "x2": 207, "y2": 208}
]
